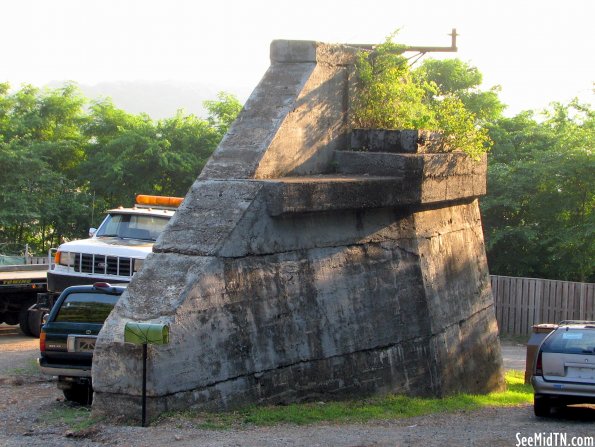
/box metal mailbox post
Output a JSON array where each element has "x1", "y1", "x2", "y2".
[{"x1": 124, "y1": 322, "x2": 169, "y2": 427}]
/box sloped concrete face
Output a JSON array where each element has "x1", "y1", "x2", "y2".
[
  {"x1": 92, "y1": 40, "x2": 504, "y2": 421},
  {"x1": 199, "y1": 41, "x2": 356, "y2": 180}
]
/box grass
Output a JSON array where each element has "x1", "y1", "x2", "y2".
[
  {"x1": 45, "y1": 405, "x2": 99, "y2": 432},
  {"x1": 44, "y1": 371, "x2": 533, "y2": 431},
  {"x1": 158, "y1": 370, "x2": 533, "y2": 429}
]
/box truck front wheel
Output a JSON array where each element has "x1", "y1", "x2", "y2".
[{"x1": 27, "y1": 309, "x2": 43, "y2": 338}]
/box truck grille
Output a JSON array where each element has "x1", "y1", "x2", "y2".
[{"x1": 73, "y1": 253, "x2": 133, "y2": 277}]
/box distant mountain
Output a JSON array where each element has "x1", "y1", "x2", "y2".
[{"x1": 48, "y1": 80, "x2": 240, "y2": 119}]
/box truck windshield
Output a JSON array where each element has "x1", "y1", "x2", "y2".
[
  {"x1": 96, "y1": 214, "x2": 170, "y2": 241},
  {"x1": 54, "y1": 292, "x2": 120, "y2": 324}
]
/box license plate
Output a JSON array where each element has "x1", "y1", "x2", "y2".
[
  {"x1": 76, "y1": 337, "x2": 96, "y2": 352},
  {"x1": 67, "y1": 335, "x2": 97, "y2": 352}
]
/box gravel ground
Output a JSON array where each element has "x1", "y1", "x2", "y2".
[{"x1": 1, "y1": 324, "x2": 593, "y2": 447}]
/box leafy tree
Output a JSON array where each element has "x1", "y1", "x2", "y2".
[
  {"x1": 0, "y1": 84, "x2": 242, "y2": 254},
  {"x1": 482, "y1": 100, "x2": 594, "y2": 282},
  {"x1": 415, "y1": 58, "x2": 505, "y2": 122},
  {"x1": 351, "y1": 34, "x2": 495, "y2": 158},
  {"x1": 416, "y1": 58, "x2": 482, "y2": 93},
  {"x1": 204, "y1": 91, "x2": 243, "y2": 136},
  {"x1": 0, "y1": 84, "x2": 90, "y2": 252},
  {"x1": 80, "y1": 100, "x2": 162, "y2": 208},
  {"x1": 80, "y1": 92, "x2": 241, "y2": 213}
]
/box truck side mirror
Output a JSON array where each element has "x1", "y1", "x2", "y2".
[{"x1": 89, "y1": 227, "x2": 97, "y2": 237}]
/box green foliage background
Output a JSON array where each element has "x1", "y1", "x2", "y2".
[
  {"x1": 482, "y1": 100, "x2": 594, "y2": 282},
  {"x1": 0, "y1": 83, "x2": 241, "y2": 254},
  {"x1": 0, "y1": 57, "x2": 593, "y2": 282},
  {"x1": 350, "y1": 36, "x2": 593, "y2": 283}
]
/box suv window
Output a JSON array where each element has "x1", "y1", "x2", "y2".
[
  {"x1": 54, "y1": 292, "x2": 119, "y2": 324},
  {"x1": 541, "y1": 328, "x2": 595, "y2": 355}
]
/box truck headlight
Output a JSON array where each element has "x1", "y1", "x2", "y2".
[
  {"x1": 133, "y1": 258, "x2": 144, "y2": 272},
  {"x1": 57, "y1": 251, "x2": 75, "y2": 266}
]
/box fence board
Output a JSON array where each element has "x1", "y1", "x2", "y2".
[
  {"x1": 547, "y1": 280, "x2": 556, "y2": 322},
  {"x1": 515, "y1": 277, "x2": 523, "y2": 335},
  {"x1": 504, "y1": 277, "x2": 512, "y2": 334},
  {"x1": 534, "y1": 279, "x2": 543, "y2": 328},
  {"x1": 579, "y1": 284, "x2": 587, "y2": 320},
  {"x1": 490, "y1": 275, "x2": 595, "y2": 337},
  {"x1": 573, "y1": 283, "x2": 580, "y2": 319},
  {"x1": 494, "y1": 277, "x2": 502, "y2": 331},
  {"x1": 540, "y1": 279, "x2": 550, "y2": 323},
  {"x1": 554, "y1": 280, "x2": 562, "y2": 323},
  {"x1": 520, "y1": 278, "x2": 528, "y2": 335},
  {"x1": 527, "y1": 279, "x2": 538, "y2": 331}
]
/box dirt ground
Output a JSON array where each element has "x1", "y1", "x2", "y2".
[{"x1": 1, "y1": 324, "x2": 593, "y2": 447}]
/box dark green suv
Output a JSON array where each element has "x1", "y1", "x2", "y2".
[{"x1": 38, "y1": 283, "x2": 125, "y2": 404}]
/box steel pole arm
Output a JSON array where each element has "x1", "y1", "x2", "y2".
[{"x1": 349, "y1": 28, "x2": 458, "y2": 53}]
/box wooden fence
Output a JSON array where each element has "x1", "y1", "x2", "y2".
[{"x1": 491, "y1": 275, "x2": 595, "y2": 337}]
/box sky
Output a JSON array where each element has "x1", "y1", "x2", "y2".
[{"x1": 2, "y1": 0, "x2": 594, "y2": 117}]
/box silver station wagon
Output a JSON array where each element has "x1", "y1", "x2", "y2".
[{"x1": 532, "y1": 321, "x2": 595, "y2": 417}]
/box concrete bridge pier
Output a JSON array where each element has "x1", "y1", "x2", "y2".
[{"x1": 91, "y1": 40, "x2": 504, "y2": 421}]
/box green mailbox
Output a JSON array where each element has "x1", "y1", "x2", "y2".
[{"x1": 124, "y1": 322, "x2": 169, "y2": 345}]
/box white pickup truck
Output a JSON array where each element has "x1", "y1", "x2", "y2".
[{"x1": 32, "y1": 195, "x2": 183, "y2": 335}]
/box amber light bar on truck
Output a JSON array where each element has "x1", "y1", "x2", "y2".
[{"x1": 135, "y1": 195, "x2": 183, "y2": 208}]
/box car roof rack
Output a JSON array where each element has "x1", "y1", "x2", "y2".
[
  {"x1": 92, "y1": 282, "x2": 127, "y2": 294},
  {"x1": 558, "y1": 320, "x2": 595, "y2": 326}
]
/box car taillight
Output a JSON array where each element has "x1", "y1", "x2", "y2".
[
  {"x1": 40, "y1": 330, "x2": 46, "y2": 353},
  {"x1": 535, "y1": 351, "x2": 543, "y2": 376}
]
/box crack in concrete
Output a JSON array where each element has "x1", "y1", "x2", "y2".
[{"x1": 155, "y1": 237, "x2": 421, "y2": 260}]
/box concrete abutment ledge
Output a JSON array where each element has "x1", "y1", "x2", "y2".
[{"x1": 92, "y1": 40, "x2": 504, "y2": 422}]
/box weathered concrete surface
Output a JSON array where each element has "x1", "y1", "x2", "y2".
[
  {"x1": 200, "y1": 41, "x2": 357, "y2": 180},
  {"x1": 92, "y1": 40, "x2": 504, "y2": 422},
  {"x1": 351, "y1": 129, "x2": 447, "y2": 153}
]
